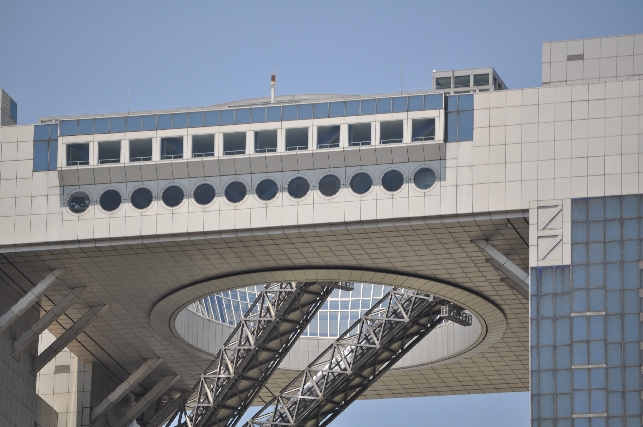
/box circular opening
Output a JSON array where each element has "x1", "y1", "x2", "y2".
[
  {"x1": 256, "y1": 179, "x2": 279, "y2": 202},
  {"x1": 67, "y1": 192, "x2": 91, "y2": 214},
  {"x1": 349, "y1": 172, "x2": 373, "y2": 195},
  {"x1": 318, "y1": 174, "x2": 341, "y2": 197},
  {"x1": 131, "y1": 187, "x2": 153, "y2": 210},
  {"x1": 381, "y1": 170, "x2": 405, "y2": 193},
  {"x1": 99, "y1": 189, "x2": 122, "y2": 212},
  {"x1": 162, "y1": 185, "x2": 185, "y2": 208},
  {"x1": 193, "y1": 183, "x2": 216, "y2": 206},
  {"x1": 287, "y1": 177, "x2": 310, "y2": 199},
  {"x1": 225, "y1": 181, "x2": 247, "y2": 204},
  {"x1": 413, "y1": 167, "x2": 437, "y2": 190}
]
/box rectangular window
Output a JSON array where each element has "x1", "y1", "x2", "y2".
[
  {"x1": 329, "y1": 102, "x2": 344, "y2": 117},
  {"x1": 282, "y1": 105, "x2": 297, "y2": 121},
  {"x1": 255, "y1": 130, "x2": 277, "y2": 153},
  {"x1": 360, "y1": 99, "x2": 376, "y2": 115},
  {"x1": 223, "y1": 132, "x2": 246, "y2": 155},
  {"x1": 160, "y1": 137, "x2": 184, "y2": 159},
  {"x1": 157, "y1": 114, "x2": 172, "y2": 130},
  {"x1": 66, "y1": 143, "x2": 90, "y2": 166},
  {"x1": 435, "y1": 77, "x2": 451, "y2": 89},
  {"x1": 173, "y1": 113, "x2": 188, "y2": 128},
  {"x1": 220, "y1": 110, "x2": 234, "y2": 125},
  {"x1": 78, "y1": 119, "x2": 94, "y2": 135},
  {"x1": 376, "y1": 98, "x2": 392, "y2": 114},
  {"x1": 129, "y1": 138, "x2": 153, "y2": 162},
  {"x1": 141, "y1": 115, "x2": 157, "y2": 131},
  {"x1": 474, "y1": 73, "x2": 490, "y2": 86},
  {"x1": 445, "y1": 94, "x2": 474, "y2": 142},
  {"x1": 297, "y1": 104, "x2": 313, "y2": 120},
  {"x1": 60, "y1": 120, "x2": 78, "y2": 136},
  {"x1": 33, "y1": 124, "x2": 58, "y2": 172},
  {"x1": 380, "y1": 120, "x2": 403, "y2": 144},
  {"x1": 126, "y1": 116, "x2": 142, "y2": 132},
  {"x1": 408, "y1": 95, "x2": 423, "y2": 111},
  {"x1": 266, "y1": 106, "x2": 281, "y2": 122},
  {"x1": 285, "y1": 128, "x2": 308, "y2": 151},
  {"x1": 204, "y1": 111, "x2": 219, "y2": 126},
  {"x1": 345, "y1": 100, "x2": 360, "y2": 116},
  {"x1": 235, "y1": 108, "x2": 250, "y2": 124},
  {"x1": 412, "y1": 118, "x2": 436, "y2": 142},
  {"x1": 317, "y1": 125, "x2": 340, "y2": 149},
  {"x1": 98, "y1": 141, "x2": 121, "y2": 164},
  {"x1": 392, "y1": 97, "x2": 407, "y2": 113},
  {"x1": 188, "y1": 112, "x2": 204, "y2": 128},
  {"x1": 110, "y1": 117, "x2": 126, "y2": 133},
  {"x1": 251, "y1": 108, "x2": 266, "y2": 123},
  {"x1": 454, "y1": 75, "x2": 470, "y2": 88},
  {"x1": 313, "y1": 103, "x2": 329, "y2": 119},
  {"x1": 33, "y1": 141, "x2": 50, "y2": 172},
  {"x1": 95, "y1": 118, "x2": 109, "y2": 134},
  {"x1": 348, "y1": 123, "x2": 371, "y2": 147},
  {"x1": 192, "y1": 134, "x2": 214, "y2": 157},
  {"x1": 9, "y1": 99, "x2": 17, "y2": 123}
]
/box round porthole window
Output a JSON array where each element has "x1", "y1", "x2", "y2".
[
  {"x1": 67, "y1": 191, "x2": 91, "y2": 214},
  {"x1": 256, "y1": 179, "x2": 279, "y2": 202},
  {"x1": 193, "y1": 183, "x2": 216, "y2": 206},
  {"x1": 131, "y1": 187, "x2": 153, "y2": 210},
  {"x1": 162, "y1": 185, "x2": 185, "y2": 208},
  {"x1": 381, "y1": 170, "x2": 405, "y2": 193},
  {"x1": 413, "y1": 167, "x2": 437, "y2": 190},
  {"x1": 99, "y1": 189, "x2": 122, "y2": 212},
  {"x1": 318, "y1": 174, "x2": 341, "y2": 197},
  {"x1": 225, "y1": 181, "x2": 247, "y2": 204},
  {"x1": 349, "y1": 172, "x2": 373, "y2": 195},
  {"x1": 287, "y1": 177, "x2": 310, "y2": 199}
]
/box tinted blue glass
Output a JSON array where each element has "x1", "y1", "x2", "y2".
[
  {"x1": 78, "y1": 119, "x2": 94, "y2": 135},
  {"x1": 623, "y1": 342, "x2": 639, "y2": 365},
  {"x1": 589, "y1": 341, "x2": 606, "y2": 364},
  {"x1": 589, "y1": 221, "x2": 604, "y2": 241},
  {"x1": 447, "y1": 96, "x2": 458, "y2": 111},
  {"x1": 556, "y1": 294, "x2": 570, "y2": 316},
  {"x1": 48, "y1": 141, "x2": 58, "y2": 170},
  {"x1": 572, "y1": 290, "x2": 588, "y2": 312},
  {"x1": 157, "y1": 114, "x2": 172, "y2": 130},
  {"x1": 539, "y1": 318, "x2": 554, "y2": 345},
  {"x1": 282, "y1": 105, "x2": 297, "y2": 121},
  {"x1": 572, "y1": 222, "x2": 588, "y2": 242},
  {"x1": 251, "y1": 108, "x2": 266, "y2": 123},
  {"x1": 555, "y1": 317, "x2": 570, "y2": 344},
  {"x1": 33, "y1": 142, "x2": 49, "y2": 171},
  {"x1": 110, "y1": 117, "x2": 125, "y2": 133},
  {"x1": 458, "y1": 94, "x2": 474, "y2": 110},
  {"x1": 457, "y1": 111, "x2": 474, "y2": 140},
  {"x1": 188, "y1": 112, "x2": 203, "y2": 128},
  {"x1": 623, "y1": 219, "x2": 637, "y2": 238},
  {"x1": 49, "y1": 124, "x2": 58, "y2": 139},
  {"x1": 34, "y1": 125, "x2": 50, "y2": 141},
  {"x1": 141, "y1": 115, "x2": 157, "y2": 131},
  {"x1": 624, "y1": 366, "x2": 639, "y2": 390},
  {"x1": 589, "y1": 289, "x2": 605, "y2": 311},
  {"x1": 590, "y1": 389, "x2": 606, "y2": 413},
  {"x1": 220, "y1": 110, "x2": 234, "y2": 125},
  {"x1": 392, "y1": 97, "x2": 407, "y2": 112},
  {"x1": 93, "y1": 118, "x2": 108, "y2": 134},
  {"x1": 572, "y1": 265, "x2": 587, "y2": 288},
  {"x1": 235, "y1": 108, "x2": 250, "y2": 124},
  {"x1": 607, "y1": 368, "x2": 623, "y2": 391},
  {"x1": 623, "y1": 290, "x2": 638, "y2": 312},
  {"x1": 126, "y1": 116, "x2": 142, "y2": 132},
  {"x1": 424, "y1": 94, "x2": 443, "y2": 110},
  {"x1": 623, "y1": 314, "x2": 639, "y2": 341},
  {"x1": 556, "y1": 345, "x2": 571, "y2": 368},
  {"x1": 540, "y1": 395, "x2": 554, "y2": 418},
  {"x1": 408, "y1": 95, "x2": 423, "y2": 111},
  {"x1": 9, "y1": 99, "x2": 17, "y2": 122},
  {"x1": 173, "y1": 113, "x2": 188, "y2": 128},
  {"x1": 572, "y1": 199, "x2": 588, "y2": 220},
  {"x1": 622, "y1": 240, "x2": 638, "y2": 261},
  {"x1": 589, "y1": 315, "x2": 605, "y2": 339},
  {"x1": 446, "y1": 112, "x2": 457, "y2": 142},
  {"x1": 539, "y1": 294, "x2": 554, "y2": 317},
  {"x1": 204, "y1": 111, "x2": 219, "y2": 126},
  {"x1": 266, "y1": 106, "x2": 281, "y2": 122},
  {"x1": 606, "y1": 315, "x2": 623, "y2": 342},
  {"x1": 313, "y1": 103, "x2": 328, "y2": 119},
  {"x1": 605, "y1": 220, "x2": 621, "y2": 240},
  {"x1": 573, "y1": 317, "x2": 588, "y2": 341},
  {"x1": 540, "y1": 369, "x2": 554, "y2": 392},
  {"x1": 376, "y1": 98, "x2": 392, "y2": 114},
  {"x1": 345, "y1": 101, "x2": 359, "y2": 116},
  {"x1": 297, "y1": 104, "x2": 313, "y2": 119},
  {"x1": 557, "y1": 394, "x2": 572, "y2": 417},
  {"x1": 574, "y1": 390, "x2": 589, "y2": 413},
  {"x1": 59, "y1": 120, "x2": 78, "y2": 136},
  {"x1": 588, "y1": 242, "x2": 604, "y2": 263},
  {"x1": 605, "y1": 242, "x2": 621, "y2": 262},
  {"x1": 605, "y1": 197, "x2": 621, "y2": 219},
  {"x1": 360, "y1": 99, "x2": 375, "y2": 115},
  {"x1": 588, "y1": 264, "x2": 604, "y2": 287},
  {"x1": 622, "y1": 195, "x2": 638, "y2": 217},
  {"x1": 607, "y1": 343, "x2": 622, "y2": 365},
  {"x1": 574, "y1": 369, "x2": 589, "y2": 388},
  {"x1": 588, "y1": 198, "x2": 605, "y2": 219},
  {"x1": 329, "y1": 102, "x2": 344, "y2": 117}
]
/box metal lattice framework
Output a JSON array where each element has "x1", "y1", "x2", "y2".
[
  {"x1": 166, "y1": 281, "x2": 343, "y2": 427},
  {"x1": 245, "y1": 288, "x2": 472, "y2": 427}
]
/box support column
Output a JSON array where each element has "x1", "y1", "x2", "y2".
[
  {"x1": 472, "y1": 240, "x2": 529, "y2": 298},
  {"x1": 33, "y1": 305, "x2": 108, "y2": 372},
  {"x1": 111, "y1": 375, "x2": 180, "y2": 427},
  {"x1": 0, "y1": 268, "x2": 67, "y2": 335},
  {"x1": 90, "y1": 358, "x2": 163, "y2": 423},
  {"x1": 144, "y1": 391, "x2": 190, "y2": 427},
  {"x1": 13, "y1": 286, "x2": 87, "y2": 355}
]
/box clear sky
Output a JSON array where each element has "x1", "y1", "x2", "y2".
[{"x1": 2, "y1": 1, "x2": 641, "y2": 426}]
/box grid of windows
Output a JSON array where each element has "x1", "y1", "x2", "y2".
[
  {"x1": 33, "y1": 124, "x2": 58, "y2": 171},
  {"x1": 58, "y1": 94, "x2": 444, "y2": 136},
  {"x1": 445, "y1": 94, "x2": 473, "y2": 142},
  {"x1": 531, "y1": 195, "x2": 642, "y2": 427},
  {"x1": 188, "y1": 283, "x2": 391, "y2": 338}
]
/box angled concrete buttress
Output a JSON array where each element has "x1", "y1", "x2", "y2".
[
  {"x1": 111, "y1": 375, "x2": 180, "y2": 427},
  {"x1": 472, "y1": 240, "x2": 529, "y2": 298}
]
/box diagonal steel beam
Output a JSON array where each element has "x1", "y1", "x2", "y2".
[
  {"x1": 112, "y1": 375, "x2": 180, "y2": 427},
  {"x1": 12, "y1": 286, "x2": 87, "y2": 355},
  {"x1": 145, "y1": 392, "x2": 190, "y2": 427},
  {"x1": 91, "y1": 358, "x2": 164, "y2": 423},
  {"x1": 33, "y1": 305, "x2": 108, "y2": 372},
  {"x1": 0, "y1": 268, "x2": 67, "y2": 335},
  {"x1": 472, "y1": 239, "x2": 529, "y2": 298}
]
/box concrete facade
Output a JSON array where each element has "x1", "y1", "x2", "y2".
[{"x1": 0, "y1": 32, "x2": 641, "y2": 426}]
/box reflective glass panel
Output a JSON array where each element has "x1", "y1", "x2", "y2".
[
  {"x1": 458, "y1": 110, "x2": 474, "y2": 140},
  {"x1": 33, "y1": 142, "x2": 49, "y2": 172},
  {"x1": 235, "y1": 108, "x2": 250, "y2": 124},
  {"x1": 188, "y1": 112, "x2": 204, "y2": 128},
  {"x1": 34, "y1": 125, "x2": 50, "y2": 141},
  {"x1": 329, "y1": 102, "x2": 344, "y2": 117},
  {"x1": 130, "y1": 187, "x2": 153, "y2": 210},
  {"x1": 458, "y1": 94, "x2": 474, "y2": 110},
  {"x1": 255, "y1": 179, "x2": 279, "y2": 201},
  {"x1": 345, "y1": 101, "x2": 359, "y2": 116},
  {"x1": 287, "y1": 177, "x2": 310, "y2": 199},
  {"x1": 318, "y1": 174, "x2": 341, "y2": 197},
  {"x1": 79, "y1": 119, "x2": 94, "y2": 135},
  {"x1": 360, "y1": 99, "x2": 376, "y2": 115},
  {"x1": 414, "y1": 167, "x2": 437, "y2": 190},
  {"x1": 297, "y1": 104, "x2": 313, "y2": 120},
  {"x1": 251, "y1": 108, "x2": 266, "y2": 123},
  {"x1": 110, "y1": 117, "x2": 126, "y2": 133},
  {"x1": 454, "y1": 75, "x2": 470, "y2": 88},
  {"x1": 162, "y1": 185, "x2": 185, "y2": 208},
  {"x1": 408, "y1": 95, "x2": 423, "y2": 111},
  {"x1": 474, "y1": 73, "x2": 490, "y2": 86},
  {"x1": 67, "y1": 192, "x2": 91, "y2": 213},
  {"x1": 220, "y1": 110, "x2": 234, "y2": 125},
  {"x1": 225, "y1": 181, "x2": 247, "y2": 203},
  {"x1": 157, "y1": 114, "x2": 172, "y2": 130},
  {"x1": 435, "y1": 77, "x2": 451, "y2": 89},
  {"x1": 376, "y1": 98, "x2": 392, "y2": 114},
  {"x1": 141, "y1": 115, "x2": 157, "y2": 131},
  {"x1": 381, "y1": 170, "x2": 404, "y2": 192},
  {"x1": 424, "y1": 94, "x2": 443, "y2": 110},
  {"x1": 313, "y1": 103, "x2": 328, "y2": 119},
  {"x1": 204, "y1": 111, "x2": 219, "y2": 126},
  {"x1": 99, "y1": 190, "x2": 122, "y2": 212},
  {"x1": 266, "y1": 106, "x2": 281, "y2": 122},
  {"x1": 126, "y1": 116, "x2": 142, "y2": 132},
  {"x1": 282, "y1": 105, "x2": 297, "y2": 121},
  {"x1": 59, "y1": 120, "x2": 78, "y2": 136},
  {"x1": 48, "y1": 141, "x2": 58, "y2": 171},
  {"x1": 173, "y1": 113, "x2": 188, "y2": 128},
  {"x1": 94, "y1": 118, "x2": 109, "y2": 134},
  {"x1": 446, "y1": 112, "x2": 457, "y2": 141},
  {"x1": 350, "y1": 172, "x2": 373, "y2": 195},
  {"x1": 392, "y1": 97, "x2": 407, "y2": 112},
  {"x1": 193, "y1": 183, "x2": 216, "y2": 206},
  {"x1": 447, "y1": 96, "x2": 458, "y2": 111}
]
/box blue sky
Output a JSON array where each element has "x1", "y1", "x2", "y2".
[{"x1": 2, "y1": 1, "x2": 641, "y2": 426}]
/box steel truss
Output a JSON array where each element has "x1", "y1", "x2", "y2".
[
  {"x1": 245, "y1": 288, "x2": 472, "y2": 427},
  {"x1": 166, "y1": 281, "x2": 342, "y2": 427}
]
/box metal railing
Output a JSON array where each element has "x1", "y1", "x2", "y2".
[
  {"x1": 192, "y1": 152, "x2": 215, "y2": 158},
  {"x1": 412, "y1": 136, "x2": 435, "y2": 142},
  {"x1": 98, "y1": 158, "x2": 120, "y2": 164},
  {"x1": 67, "y1": 160, "x2": 89, "y2": 166},
  {"x1": 255, "y1": 147, "x2": 277, "y2": 153},
  {"x1": 223, "y1": 149, "x2": 246, "y2": 156},
  {"x1": 317, "y1": 143, "x2": 340, "y2": 149},
  {"x1": 380, "y1": 138, "x2": 403, "y2": 144},
  {"x1": 130, "y1": 156, "x2": 152, "y2": 162},
  {"x1": 348, "y1": 140, "x2": 371, "y2": 147},
  {"x1": 161, "y1": 154, "x2": 183, "y2": 160},
  {"x1": 285, "y1": 145, "x2": 308, "y2": 151}
]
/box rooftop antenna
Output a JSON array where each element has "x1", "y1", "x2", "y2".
[{"x1": 270, "y1": 70, "x2": 276, "y2": 104}]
